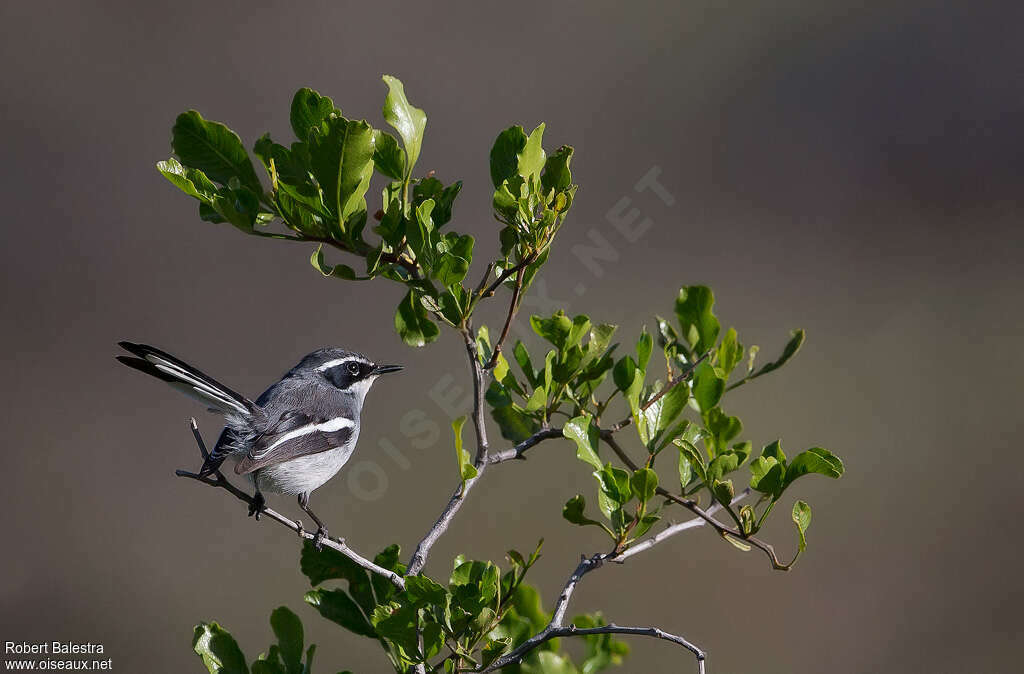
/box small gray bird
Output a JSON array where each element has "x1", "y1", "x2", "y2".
[{"x1": 116, "y1": 341, "x2": 401, "y2": 547}]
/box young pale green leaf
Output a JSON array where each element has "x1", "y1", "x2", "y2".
[
  {"x1": 157, "y1": 157, "x2": 219, "y2": 202},
  {"x1": 712, "y1": 478, "x2": 735, "y2": 505},
  {"x1": 762, "y1": 439, "x2": 786, "y2": 464},
  {"x1": 739, "y1": 505, "x2": 755, "y2": 535},
  {"x1": 630, "y1": 468, "x2": 659, "y2": 503},
  {"x1": 269, "y1": 607, "x2": 304, "y2": 674},
  {"x1": 675, "y1": 285, "x2": 720, "y2": 354},
  {"x1": 172, "y1": 110, "x2": 263, "y2": 195},
  {"x1": 192, "y1": 622, "x2": 248, "y2": 674},
  {"x1": 692, "y1": 360, "x2": 725, "y2": 413},
  {"x1": 641, "y1": 383, "x2": 689, "y2": 446},
  {"x1": 304, "y1": 589, "x2": 376, "y2": 639},
  {"x1": 594, "y1": 463, "x2": 633, "y2": 514},
  {"x1": 563, "y1": 415, "x2": 602, "y2": 470},
  {"x1": 395, "y1": 290, "x2": 440, "y2": 347},
  {"x1": 784, "y1": 447, "x2": 844, "y2": 486},
  {"x1": 518, "y1": 123, "x2": 547, "y2": 179},
  {"x1": 381, "y1": 75, "x2": 426, "y2": 178},
  {"x1": 452, "y1": 415, "x2": 477, "y2": 484},
  {"x1": 675, "y1": 438, "x2": 707, "y2": 486},
  {"x1": 289, "y1": 87, "x2": 337, "y2": 142},
  {"x1": 721, "y1": 532, "x2": 752, "y2": 552},
  {"x1": 749, "y1": 456, "x2": 785, "y2": 496},
  {"x1": 706, "y1": 452, "x2": 740, "y2": 483},
  {"x1": 490, "y1": 126, "x2": 528, "y2": 189},
  {"x1": 792, "y1": 500, "x2": 812, "y2": 554},
  {"x1": 530, "y1": 311, "x2": 573, "y2": 350},
  {"x1": 718, "y1": 327, "x2": 744, "y2": 377},
  {"x1": 636, "y1": 329, "x2": 654, "y2": 372}
]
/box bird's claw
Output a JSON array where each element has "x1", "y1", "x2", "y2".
[
  {"x1": 313, "y1": 528, "x2": 329, "y2": 551},
  {"x1": 248, "y1": 493, "x2": 266, "y2": 520}
]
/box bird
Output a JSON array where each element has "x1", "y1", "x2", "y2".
[{"x1": 116, "y1": 341, "x2": 402, "y2": 548}]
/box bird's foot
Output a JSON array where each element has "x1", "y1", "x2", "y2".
[
  {"x1": 248, "y1": 492, "x2": 266, "y2": 520},
  {"x1": 296, "y1": 520, "x2": 305, "y2": 538},
  {"x1": 312, "y1": 527, "x2": 330, "y2": 551}
]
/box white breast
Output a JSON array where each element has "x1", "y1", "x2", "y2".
[{"x1": 251, "y1": 429, "x2": 359, "y2": 495}]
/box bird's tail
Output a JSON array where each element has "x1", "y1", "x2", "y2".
[{"x1": 116, "y1": 341, "x2": 257, "y2": 417}]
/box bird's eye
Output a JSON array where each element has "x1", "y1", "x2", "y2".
[{"x1": 347, "y1": 362, "x2": 360, "y2": 375}]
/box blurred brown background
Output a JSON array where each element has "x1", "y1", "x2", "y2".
[{"x1": 1, "y1": 1, "x2": 1021, "y2": 672}]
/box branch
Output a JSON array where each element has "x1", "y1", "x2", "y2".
[
  {"x1": 606, "y1": 351, "x2": 709, "y2": 432},
  {"x1": 481, "y1": 624, "x2": 705, "y2": 674},
  {"x1": 486, "y1": 427, "x2": 564, "y2": 464},
  {"x1": 178, "y1": 419, "x2": 405, "y2": 590},
  {"x1": 407, "y1": 327, "x2": 491, "y2": 575},
  {"x1": 599, "y1": 433, "x2": 794, "y2": 570}
]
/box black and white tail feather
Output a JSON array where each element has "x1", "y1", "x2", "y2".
[{"x1": 116, "y1": 341, "x2": 263, "y2": 475}]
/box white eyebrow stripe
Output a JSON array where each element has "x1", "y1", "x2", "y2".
[
  {"x1": 256, "y1": 417, "x2": 355, "y2": 456},
  {"x1": 315, "y1": 356, "x2": 370, "y2": 372}
]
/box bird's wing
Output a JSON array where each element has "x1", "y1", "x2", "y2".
[{"x1": 234, "y1": 410, "x2": 354, "y2": 475}]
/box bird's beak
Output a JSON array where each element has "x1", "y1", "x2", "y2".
[{"x1": 372, "y1": 364, "x2": 403, "y2": 375}]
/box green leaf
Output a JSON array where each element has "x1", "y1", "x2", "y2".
[
  {"x1": 372, "y1": 129, "x2": 405, "y2": 180},
  {"x1": 381, "y1": 75, "x2": 426, "y2": 178},
  {"x1": 752, "y1": 329, "x2": 805, "y2": 378},
  {"x1": 563, "y1": 415, "x2": 602, "y2": 470},
  {"x1": 452, "y1": 415, "x2": 477, "y2": 484},
  {"x1": 703, "y1": 406, "x2": 742, "y2": 454},
  {"x1": 640, "y1": 383, "x2": 689, "y2": 446},
  {"x1": 310, "y1": 245, "x2": 361, "y2": 280},
  {"x1": 304, "y1": 589, "x2": 376, "y2": 639},
  {"x1": 541, "y1": 145, "x2": 574, "y2": 194},
  {"x1": 269, "y1": 607, "x2": 303, "y2": 674},
  {"x1": 405, "y1": 575, "x2": 448, "y2": 606},
  {"x1": 192, "y1": 622, "x2": 248, "y2": 674},
  {"x1": 718, "y1": 327, "x2": 743, "y2": 376},
  {"x1": 413, "y1": 176, "x2": 462, "y2": 228},
  {"x1": 290, "y1": 88, "x2": 338, "y2": 141},
  {"x1": 762, "y1": 439, "x2": 786, "y2": 464},
  {"x1": 562, "y1": 494, "x2": 602, "y2": 528},
  {"x1": 433, "y1": 232, "x2": 475, "y2": 286},
  {"x1": 712, "y1": 478, "x2": 734, "y2": 506},
  {"x1": 674, "y1": 285, "x2": 720, "y2": 354},
  {"x1": 490, "y1": 126, "x2": 528, "y2": 188},
  {"x1": 593, "y1": 463, "x2": 632, "y2": 517},
  {"x1": 706, "y1": 452, "x2": 740, "y2": 483},
  {"x1": 518, "y1": 123, "x2": 547, "y2": 179},
  {"x1": 172, "y1": 110, "x2": 262, "y2": 195},
  {"x1": 749, "y1": 456, "x2": 785, "y2": 496},
  {"x1": 299, "y1": 540, "x2": 375, "y2": 614},
  {"x1": 691, "y1": 361, "x2": 725, "y2": 413},
  {"x1": 371, "y1": 544, "x2": 405, "y2": 603},
  {"x1": 307, "y1": 116, "x2": 376, "y2": 235},
  {"x1": 636, "y1": 329, "x2": 654, "y2": 372},
  {"x1": 395, "y1": 290, "x2": 440, "y2": 347},
  {"x1": 785, "y1": 447, "x2": 844, "y2": 486},
  {"x1": 792, "y1": 500, "x2": 812, "y2": 554},
  {"x1": 531, "y1": 311, "x2": 573, "y2": 351},
  {"x1": 491, "y1": 405, "x2": 540, "y2": 443},
  {"x1": 674, "y1": 439, "x2": 707, "y2": 485},
  {"x1": 157, "y1": 157, "x2": 219, "y2": 202},
  {"x1": 630, "y1": 468, "x2": 659, "y2": 504}
]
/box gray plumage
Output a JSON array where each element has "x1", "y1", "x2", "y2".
[{"x1": 117, "y1": 342, "x2": 401, "y2": 546}]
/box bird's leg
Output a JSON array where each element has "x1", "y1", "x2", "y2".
[
  {"x1": 248, "y1": 490, "x2": 265, "y2": 520},
  {"x1": 298, "y1": 492, "x2": 328, "y2": 550}
]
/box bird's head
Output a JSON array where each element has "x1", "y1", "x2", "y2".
[{"x1": 300, "y1": 348, "x2": 403, "y2": 402}]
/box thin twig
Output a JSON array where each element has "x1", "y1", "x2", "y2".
[
  {"x1": 606, "y1": 351, "x2": 710, "y2": 432},
  {"x1": 178, "y1": 419, "x2": 405, "y2": 590},
  {"x1": 484, "y1": 264, "x2": 526, "y2": 370},
  {"x1": 407, "y1": 327, "x2": 491, "y2": 575},
  {"x1": 486, "y1": 427, "x2": 564, "y2": 464}
]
